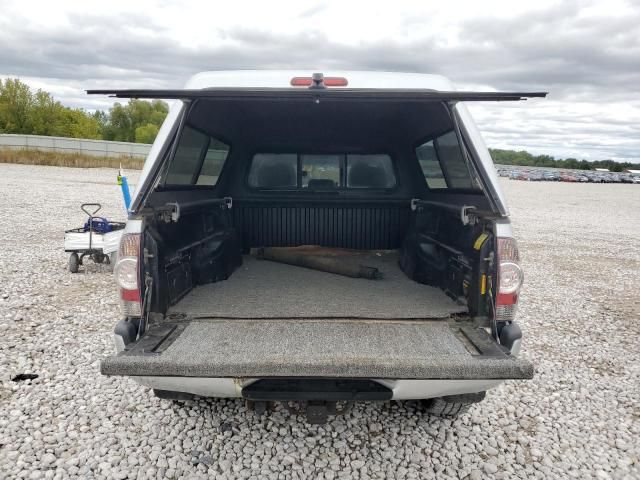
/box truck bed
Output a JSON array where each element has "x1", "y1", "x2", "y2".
[{"x1": 168, "y1": 252, "x2": 467, "y2": 319}]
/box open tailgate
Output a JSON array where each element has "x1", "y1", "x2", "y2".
[{"x1": 102, "y1": 319, "x2": 533, "y2": 380}]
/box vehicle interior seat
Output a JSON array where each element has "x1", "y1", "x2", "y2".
[
  {"x1": 306, "y1": 179, "x2": 337, "y2": 189},
  {"x1": 256, "y1": 161, "x2": 297, "y2": 187},
  {"x1": 348, "y1": 163, "x2": 388, "y2": 188}
]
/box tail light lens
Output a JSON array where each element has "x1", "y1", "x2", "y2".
[
  {"x1": 495, "y1": 237, "x2": 523, "y2": 321},
  {"x1": 114, "y1": 234, "x2": 141, "y2": 317}
]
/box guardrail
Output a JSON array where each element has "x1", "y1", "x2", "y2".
[{"x1": 0, "y1": 134, "x2": 151, "y2": 158}]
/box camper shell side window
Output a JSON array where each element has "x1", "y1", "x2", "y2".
[{"x1": 163, "y1": 124, "x2": 230, "y2": 187}]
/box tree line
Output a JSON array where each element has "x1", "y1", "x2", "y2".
[
  {"x1": 489, "y1": 149, "x2": 640, "y2": 172},
  {"x1": 0, "y1": 78, "x2": 168, "y2": 144}
]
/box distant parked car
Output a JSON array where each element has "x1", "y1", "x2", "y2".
[
  {"x1": 619, "y1": 174, "x2": 634, "y2": 183},
  {"x1": 632, "y1": 176, "x2": 640, "y2": 184},
  {"x1": 595, "y1": 173, "x2": 609, "y2": 183},
  {"x1": 609, "y1": 174, "x2": 622, "y2": 183}
]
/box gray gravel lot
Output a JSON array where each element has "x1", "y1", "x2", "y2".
[{"x1": 0, "y1": 163, "x2": 638, "y2": 479}]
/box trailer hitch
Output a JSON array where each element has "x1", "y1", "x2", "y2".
[
  {"x1": 285, "y1": 400, "x2": 354, "y2": 424},
  {"x1": 245, "y1": 400, "x2": 354, "y2": 424}
]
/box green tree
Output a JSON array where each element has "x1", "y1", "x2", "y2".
[
  {"x1": 135, "y1": 123, "x2": 160, "y2": 144},
  {"x1": 0, "y1": 78, "x2": 101, "y2": 139},
  {"x1": 0, "y1": 78, "x2": 34, "y2": 133},
  {"x1": 61, "y1": 109, "x2": 102, "y2": 139},
  {"x1": 30, "y1": 89, "x2": 62, "y2": 136},
  {"x1": 101, "y1": 99, "x2": 168, "y2": 143},
  {"x1": 489, "y1": 149, "x2": 640, "y2": 171},
  {"x1": 101, "y1": 102, "x2": 132, "y2": 141}
]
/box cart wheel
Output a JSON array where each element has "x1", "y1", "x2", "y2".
[
  {"x1": 92, "y1": 253, "x2": 106, "y2": 264},
  {"x1": 108, "y1": 253, "x2": 117, "y2": 272},
  {"x1": 69, "y1": 253, "x2": 80, "y2": 273}
]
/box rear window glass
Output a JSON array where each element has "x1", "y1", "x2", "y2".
[
  {"x1": 196, "y1": 139, "x2": 230, "y2": 186},
  {"x1": 248, "y1": 154, "x2": 297, "y2": 188},
  {"x1": 164, "y1": 125, "x2": 230, "y2": 186},
  {"x1": 416, "y1": 141, "x2": 447, "y2": 189},
  {"x1": 436, "y1": 131, "x2": 474, "y2": 189},
  {"x1": 347, "y1": 154, "x2": 395, "y2": 188},
  {"x1": 248, "y1": 153, "x2": 396, "y2": 189},
  {"x1": 416, "y1": 131, "x2": 476, "y2": 190},
  {"x1": 302, "y1": 154, "x2": 340, "y2": 188}
]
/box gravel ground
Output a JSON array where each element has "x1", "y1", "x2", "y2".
[{"x1": 0, "y1": 163, "x2": 638, "y2": 479}]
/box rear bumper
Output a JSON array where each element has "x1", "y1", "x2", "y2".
[
  {"x1": 132, "y1": 375, "x2": 503, "y2": 401},
  {"x1": 102, "y1": 318, "x2": 532, "y2": 381}
]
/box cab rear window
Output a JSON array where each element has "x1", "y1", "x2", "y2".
[{"x1": 248, "y1": 153, "x2": 396, "y2": 189}]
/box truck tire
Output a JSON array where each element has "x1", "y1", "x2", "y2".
[
  {"x1": 69, "y1": 253, "x2": 80, "y2": 273},
  {"x1": 421, "y1": 391, "x2": 486, "y2": 417}
]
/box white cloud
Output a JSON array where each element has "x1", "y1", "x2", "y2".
[{"x1": 0, "y1": 0, "x2": 638, "y2": 161}]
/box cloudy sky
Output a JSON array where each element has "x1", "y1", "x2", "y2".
[{"x1": 1, "y1": 0, "x2": 638, "y2": 161}]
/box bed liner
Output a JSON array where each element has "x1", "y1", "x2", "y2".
[
  {"x1": 168, "y1": 252, "x2": 467, "y2": 319},
  {"x1": 101, "y1": 319, "x2": 533, "y2": 379}
]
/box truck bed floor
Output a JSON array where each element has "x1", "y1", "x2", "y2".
[{"x1": 168, "y1": 252, "x2": 467, "y2": 319}]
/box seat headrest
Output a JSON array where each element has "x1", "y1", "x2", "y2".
[{"x1": 306, "y1": 179, "x2": 336, "y2": 189}]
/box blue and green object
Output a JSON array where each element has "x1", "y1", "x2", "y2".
[{"x1": 117, "y1": 166, "x2": 131, "y2": 212}]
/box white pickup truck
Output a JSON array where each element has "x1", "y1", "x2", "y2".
[{"x1": 91, "y1": 71, "x2": 543, "y2": 424}]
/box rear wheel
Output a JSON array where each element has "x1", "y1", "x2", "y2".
[{"x1": 421, "y1": 391, "x2": 486, "y2": 417}]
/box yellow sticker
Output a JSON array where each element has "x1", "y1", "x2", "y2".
[
  {"x1": 474, "y1": 232, "x2": 489, "y2": 250},
  {"x1": 480, "y1": 274, "x2": 486, "y2": 295}
]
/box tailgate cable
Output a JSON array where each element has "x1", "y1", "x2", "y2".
[
  {"x1": 137, "y1": 275, "x2": 153, "y2": 340},
  {"x1": 486, "y1": 277, "x2": 500, "y2": 344},
  {"x1": 410, "y1": 199, "x2": 500, "y2": 226}
]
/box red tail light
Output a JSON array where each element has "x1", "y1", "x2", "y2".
[
  {"x1": 495, "y1": 237, "x2": 523, "y2": 321},
  {"x1": 290, "y1": 76, "x2": 348, "y2": 87},
  {"x1": 114, "y1": 234, "x2": 141, "y2": 317}
]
